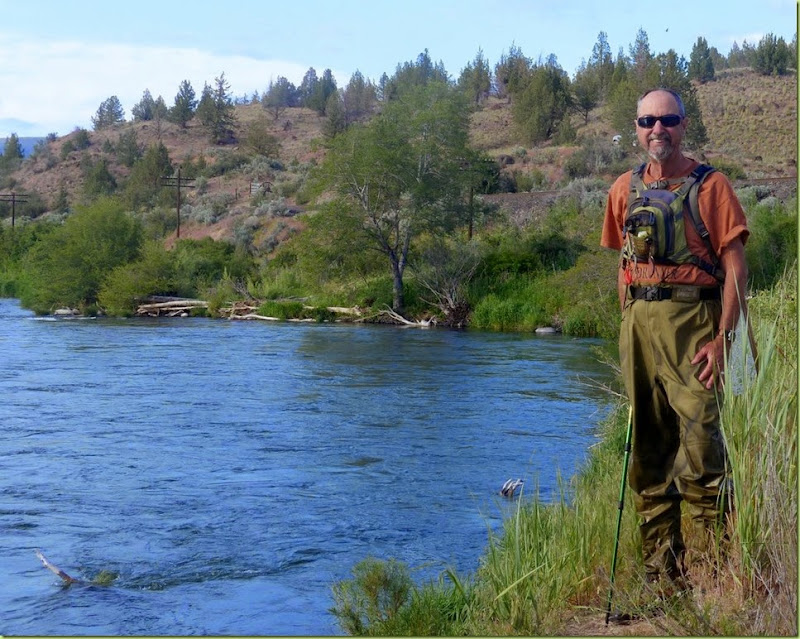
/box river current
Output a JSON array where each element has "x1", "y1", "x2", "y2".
[{"x1": 0, "y1": 298, "x2": 614, "y2": 635}]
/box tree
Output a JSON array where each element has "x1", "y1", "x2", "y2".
[
  {"x1": 752, "y1": 33, "x2": 791, "y2": 75},
  {"x1": 132, "y1": 89, "x2": 157, "y2": 121},
  {"x1": 298, "y1": 67, "x2": 319, "y2": 108},
  {"x1": 92, "y1": 96, "x2": 125, "y2": 130},
  {"x1": 382, "y1": 50, "x2": 450, "y2": 101},
  {"x1": 20, "y1": 198, "x2": 143, "y2": 312},
  {"x1": 316, "y1": 81, "x2": 471, "y2": 313},
  {"x1": 688, "y1": 37, "x2": 715, "y2": 83},
  {"x1": 727, "y1": 41, "x2": 747, "y2": 68},
  {"x1": 656, "y1": 50, "x2": 708, "y2": 149},
  {"x1": 115, "y1": 129, "x2": 143, "y2": 167},
  {"x1": 587, "y1": 31, "x2": 615, "y2": 98},
  {"x1": 3, "y1": 133, "x2": 24, "y2": 162},
  {"x1": 243, "y1": 115, "x2": 281, "y2": 156},
  {"x1": 262, "y1": 76, "x2": 298, "y2": 120},
  {"x1": 342, "y1": 70, "x2": 376, "y2": 123},
  {"x1": 457, "y1": 48, "x2": 492, "y2": 105},
  {"x1": 512, "y1": 58, "x2": 571, "y2": 144},
  {"x1": 609, "y1": 46, "x2": 629, "y2": 92},
  {"x1": 630, "y1": 28, "x2": 654, "y2": 86},
  {"x1": 322, "y1": 92, "x2": 347, "y2": 138},
  {"x1": 197, "y1": 73, "x2": 238, "y2": 143},
  {"x1": 123, "y1": 142, "x2": 173, "y2": 209},
  {"x1": 494, "y1": 44, "x2": 531, "y2": 101},
  {"x1": 307, "y1": 69, "x2": 338, "y2": 115},
  {"x1": 170, "y1": 80, "x2": 197, "y2": 128},
  {"x1": 571, "y1": 62, "x2": 600, "y2": 123}
]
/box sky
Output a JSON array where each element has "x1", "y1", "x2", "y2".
[{"x1": 0, "y1": 0, "x2": 796, "y2": 138}]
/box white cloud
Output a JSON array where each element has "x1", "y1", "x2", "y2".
[{"x1": 0, "y1": 34, "x2": 339, "y2": 136}]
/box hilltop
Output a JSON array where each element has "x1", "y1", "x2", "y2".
[{"x1": 4, "y1": 68, "x2": 797, "y2": 246}]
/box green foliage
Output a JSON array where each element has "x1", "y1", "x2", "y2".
[
  {"x1": 92, "y1": 95, "x2": 125, "y2": 130},
  {"x1": 512, "y1": 60, "x2": 572, "y2": 144},
  {"x1": 123, "y1": 142, "x2": 173, "y2": 209},
  {"x1": 197, "y1": 74, "x2": 238, "y2": 143},
  {"x1": 688, "y1": 37, "x2": 715, "y2": 83},
  {"x1": 330, "y1": 557, "x2": 413, "y2": 635},
  {"x1": 752, "y1": 33, "x2": 791, "y2": 76},
  {"x1": 262, "y1": 76, "x2": 298, "y2": 120},
  {"x1": 73, "y1": 128, "x2": 91, "y2": 150},
  {"x1": 99, "y1": 240, "x2": 176, "y2": 315},
  {"x1": 458, "y1": 48, "x2": 492, "y2": 105},
  {"x1": 711, "y1": 157, "x2": 747, "y2": 180},
  {"x1": 255, "y1": 299, "x2": 336, "y2": 322},
  {"x1": 82, "y1": 157, "x2": 118, "y2": 199},
  {"x1": 116, "y1": 129, "x2": 143, "y2": 167},
  {"x1": 3, "y1": 133, "x2": 24, "y2": 162},
  {"x1": 744, "y1": 197, "x2": 797, "y2": 290},
  {"x1": 19, "y1": 198, "x2": 143, "y2": 312},
  {"x1": 169, "y1": 79, "x2": 197, "y2": 128},
  {"x1": 243, "y1": 116, "x2": 281, "y2": 157},
  {"x1": 172, "y1": 237, "x2": 254, "y2": 293}
]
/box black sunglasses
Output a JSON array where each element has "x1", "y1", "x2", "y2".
[{"x1": 636, "y1": 114, "x2": 683, "y2": 128}]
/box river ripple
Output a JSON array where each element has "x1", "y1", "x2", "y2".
[{"x1": 0, "y1": 298, "x2": 613, "y2": 635}]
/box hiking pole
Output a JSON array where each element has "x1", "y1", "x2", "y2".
[{"x1": 605, "y1": 404, "x2": 634, "y2": 625}]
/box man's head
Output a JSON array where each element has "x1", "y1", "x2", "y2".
[{"x1": 635, "y1": 88, "x2": 688, "y2": 164}]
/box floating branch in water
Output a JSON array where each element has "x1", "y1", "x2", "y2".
[{"x1": 34, "y1": 548, "x2": 80, "y2": 585}]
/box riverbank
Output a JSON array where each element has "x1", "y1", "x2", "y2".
[{"x1": 329, "y1": 267, "x2": 798, "y2": 636}]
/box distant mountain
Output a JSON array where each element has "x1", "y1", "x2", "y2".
[{"x1": 0, "y1": 136, "x2": 45, "y2": 157}]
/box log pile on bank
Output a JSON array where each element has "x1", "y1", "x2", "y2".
[{"x1": 134, "y1": 296, "x2": 435, "y2": 326}]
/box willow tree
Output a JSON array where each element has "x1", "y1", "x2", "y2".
[{"x1": 316, "y1": 81, "x2": 471, "y2": 314}]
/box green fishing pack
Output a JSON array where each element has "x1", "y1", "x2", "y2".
[{"x1": 623, "y1": 163, "x2": 724, "y2": 282}]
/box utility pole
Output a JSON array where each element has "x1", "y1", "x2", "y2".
[
  {"x1": 160, "y1": 166, "x2": 195, "y2": 239},
  {"x1": 0, "y1": 192, "x2": 29, "y2": 229}
]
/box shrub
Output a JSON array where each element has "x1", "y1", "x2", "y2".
[
  {"x1": 330, "y1": 557, "x2": 413, "y2": 635},
  {"x1": 712, "y1": 157, "x2": 747, "y2": 180}
]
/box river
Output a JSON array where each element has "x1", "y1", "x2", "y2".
[{"x1": 0, "y1": 298, "x2": 614, "y2": 635}]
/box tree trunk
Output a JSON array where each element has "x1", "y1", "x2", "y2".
[{"x1": 391, "y1": 261, "x2": 404, "y2": 313}]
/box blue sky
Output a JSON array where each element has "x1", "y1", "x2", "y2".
[{"x1": 0, "y1": 0, "x2": 796, "y2": 137}]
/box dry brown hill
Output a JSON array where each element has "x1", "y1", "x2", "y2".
[{"x1": 8, "y1": 68, "x2": 797, "y2": 245}]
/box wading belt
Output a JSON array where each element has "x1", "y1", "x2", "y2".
[{"x1": 629, "y1": 285, "x2": 721, "y2": 302}]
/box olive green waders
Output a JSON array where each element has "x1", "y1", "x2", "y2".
[{"x1": 620, "y1": 290, "x2": 729, "y2": 579}]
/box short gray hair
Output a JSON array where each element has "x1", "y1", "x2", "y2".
[{"x1": 637, "y1": 88, "x2": 686, "y2": 118}]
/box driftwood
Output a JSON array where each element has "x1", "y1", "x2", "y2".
[
  {"x1": 136, "y1": 299, "x2": 208, "y2": 317},
  {"x1": 35, "y1": 549, "x2": 80, "y2": 585}
]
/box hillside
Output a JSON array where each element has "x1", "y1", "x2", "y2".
[{"x1": 4, "y1": 69, "x2": 797, "y2": 246}]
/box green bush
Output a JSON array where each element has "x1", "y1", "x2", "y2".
[
  {"x1": 19, "y1": 198, "x2": 143, "y2": 313},
  {"x1": 745, "y1": 197, "x2": 797, "y2": 290},
  {"x1": 330, "y1": 557, "x2": 413, "y2": 635},
  {"x1": 99, "y1": 240, "x2": 176, "y2": 316},
  {"x1": 712, "y1": 157, "x2": 747, "y2": 180}
]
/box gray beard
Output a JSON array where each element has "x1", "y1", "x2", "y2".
[{"x1": 648, "y1": 138, "x2": 674, "y2": 162}]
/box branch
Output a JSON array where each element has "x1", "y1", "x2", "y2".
[{"x1": 35, "y1": 549, "x2": 80, "y2": 585}]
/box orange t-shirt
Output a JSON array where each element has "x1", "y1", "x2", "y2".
[{"x1": 600, "y1": 162, "x2": 749, "y2": 287}]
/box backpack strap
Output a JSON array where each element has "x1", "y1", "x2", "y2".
[{"x1": 685, "y1": 164, "x2": 725, "y2": 282}]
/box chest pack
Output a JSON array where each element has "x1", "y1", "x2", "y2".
[{"x1": 623, "y1": 163, "x2": 724, "y2": 282}]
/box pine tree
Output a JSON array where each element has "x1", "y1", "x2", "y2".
[
  {"x1": 91, "y1": 96, "x2": 125, "y2": 130},
  {"x1": 3, "y1": 133, "x2": 24, "y2": 161},
  {"x1": 457, "y1": 48, "x2": 492, "y2": 105},
  {"x1": 132, "y1": 89, "x2": 157, "y2": 121},
  {"x1": 170, "y1": 80, "x2": 197, "y2": 128},
  {"x1": 688, "y1": 37, "x2": 715, "y2": 83}
]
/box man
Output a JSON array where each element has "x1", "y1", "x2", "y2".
[{"x1": 601, "y1": 88, "x2": 749, "y2": 587}]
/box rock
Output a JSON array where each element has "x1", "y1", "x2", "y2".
[
  {"x1": 535, "y1": 326, "x2": 560, "y2": 335},
  {"x1": 53, "y1": 308, "x2": 79, "y2": 317}
]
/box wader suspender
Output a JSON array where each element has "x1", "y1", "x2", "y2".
[{"x1": 629, "y1": 163, "x2": 725, "y2": 282}]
